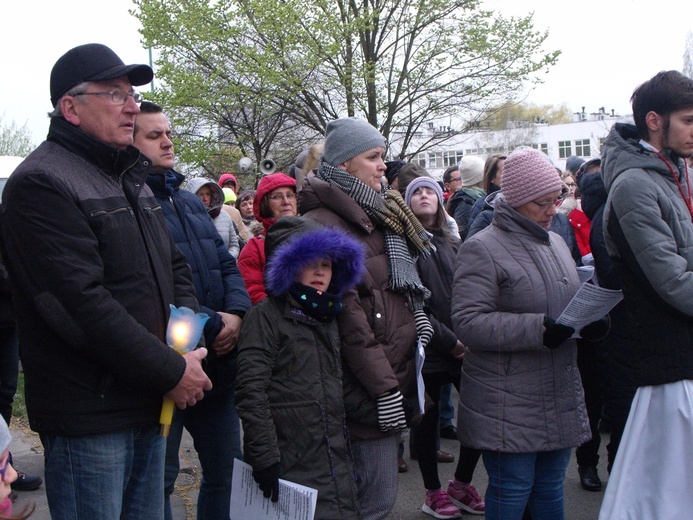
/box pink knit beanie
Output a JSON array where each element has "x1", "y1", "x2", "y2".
[{"x1": 501, "y1": 149, "x2": 563, "y2": 208}]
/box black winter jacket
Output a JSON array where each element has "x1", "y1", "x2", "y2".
[
  {"x1": 448, "y1": 188, "x2": 485, "y2": 240},
  {"x1": 418, "y1": 231, "x2": 460, "y2": 376},
  {"x1": 145, "y1": 170, "x2": 250, "y2": 392},
  {"x1": 0, "y1": 117, "x2": 197, "y2": 435}
]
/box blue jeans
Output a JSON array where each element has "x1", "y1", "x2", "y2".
[
  {"x1": 482, "y1": 448, "x2": 571, "y2": 520},
  {"x1": 439, "y1": 383, "x2": 455, "y2": 430},
  {"x1": 164, "y1": 386, "x2": 242, "y2": 520},
  {"x1": 40, "y1": 425, "x2": 165, "y2": 520}
]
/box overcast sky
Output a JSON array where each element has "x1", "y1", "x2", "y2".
[{"x1": 2, "y1": 0, "x2": 691, "y2": 149}]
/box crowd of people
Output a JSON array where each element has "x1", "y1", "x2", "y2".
[{"x1": 0, "y1": 42, "x2": 692, "y2": 520}]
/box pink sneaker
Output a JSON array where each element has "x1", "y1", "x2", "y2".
[
  {"x1": 422, "y1": 489, "x2": 462, "y2": 519},
  {"x1": 446, "y1": 479, "x2": 485, "y2": 515}
]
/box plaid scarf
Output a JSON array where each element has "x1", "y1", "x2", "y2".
[{"x1": 318, "y1": 161, "x2": 432, "y2": 308}]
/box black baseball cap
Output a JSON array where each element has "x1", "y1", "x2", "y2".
[{"x1": 50, "y1": 43, "x2": 153, "y2": 107}]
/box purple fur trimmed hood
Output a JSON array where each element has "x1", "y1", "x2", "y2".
[{"x1": 264, "y1": 217, "x2": 365, "y2": 296}]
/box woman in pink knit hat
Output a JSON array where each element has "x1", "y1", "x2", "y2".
[
  {"x1": 451, "y1": 148, "x2": 607, "y2": 520},
  {"x1": 237, "y1": 173, "x2": 297, "y2": 304}
]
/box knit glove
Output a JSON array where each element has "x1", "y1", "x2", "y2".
[
  {"x1": 580, "y1": 315, "x2": 610, "y2": 341},
  {"x1": 414, "y1": 309, "x2": 433, "y2": 350},
  {"x1": 543, "y1": 317, "x2": 575, "y2": 349},
  {"x1": 376, "y1": 389, "x2": 408, "y2": 433},
  {"x1": 253, "y1": 463, "x2": 280, "y2": 502}
]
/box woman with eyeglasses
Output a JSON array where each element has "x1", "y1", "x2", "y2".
[
  {"x1": 237, "y1": 173, "x2": 297, "y2": 304},
  {"x1": 451, "y1": 149, "x2": 602, "y2": 520},
  {"x1": 0, "y1": 418, "x2": 34, "y2": 519}
]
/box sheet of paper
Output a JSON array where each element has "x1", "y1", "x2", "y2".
[
  {"x1": 556, "y1": 282, "x2": 623, "y2": 337},
  {"x1": 416, "y1": 339, "x2": 426, "y2": 415},
  {"x1": 576, "y1": 265, "x2": 595, "y2": 285},
  {"x1": 230, "y1": 459, "x2": 317, "y2": 520}
]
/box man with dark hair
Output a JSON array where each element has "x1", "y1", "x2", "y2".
[
  {"x1": 442, "y1": 165, "x2": 461, "y2": 202},
  {"x1": 134, "y1": 101, "x2": 250, "y2": 520},
  {"x1": 0, "y1": 44, "x2": 212, "y2": 519},
  {"x1": 599, "y1": 70, "x2": 693, "y2": 519}
]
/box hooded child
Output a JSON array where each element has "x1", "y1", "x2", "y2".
[{"x1": 235, "y1": 217, "x2": 365, "y2": 519}]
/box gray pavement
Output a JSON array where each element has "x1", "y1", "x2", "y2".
[{"x1": 10, "y1": 423, "x2": 607, "y2": 519}]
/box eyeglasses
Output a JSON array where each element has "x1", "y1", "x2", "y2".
[
  {"x1": 268, "y1": 192, "x2": 296, "y2": 202},
  {"x1": 0, "y1": 451, "x2": 10, "y2": 483},
  {"x1": 531, "y1": 198, "x2": 561, "y2": 209},
  {"x1": 73, "y1": 89, "x2": 143, "y2": 105},
  {"x1": 449, "y1": 177, "x2": 462, "y2": 183}
]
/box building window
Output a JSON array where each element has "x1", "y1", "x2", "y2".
[
  {"x1": 444, "y1": 150, "x2": 464, "y2": 166},
  {"x1": 529, "y1": 143, "x2": 548, "y2": 154},
  {"x1": 530, "y1": 143, "x2": 549, "y2": 155},
  {"x1": 575, "y1": 139, "x2": 591, "y2": 157},
  {"x1": 427, "y1": 152, "x2": 444, "y2": 169},
  {"x1": 558, "y1": 141, "x2": 572, "y2": 159},
  {"x1": 417, "y1": 153, "x2": 427, "y2": 168}
]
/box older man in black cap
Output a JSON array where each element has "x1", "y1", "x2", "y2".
[{"x1": 0, "y1": 44, "x2": 212, "y2": 519}]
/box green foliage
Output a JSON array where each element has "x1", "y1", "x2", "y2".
[
  {"x1": 0, "y1": 114, "x2": 35, "y2": 157},
  {"x1": 132, "y1": 0, "x2": 559, "y2": 163}
]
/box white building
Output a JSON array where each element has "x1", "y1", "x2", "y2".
[{"x1": 390, "y1": 109, "x2": 632, "y2": 180}]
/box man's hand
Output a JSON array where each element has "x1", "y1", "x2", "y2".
[
  {"x1": 210, "y1": 313, "x2": 243, "y2": 356},
  {"x1": 164, "y1": 348, "x2": 212, "y2": 409}
]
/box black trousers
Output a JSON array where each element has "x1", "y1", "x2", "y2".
[{"x1": 412, "y1": 370, "x2": 482, "y2": 490}]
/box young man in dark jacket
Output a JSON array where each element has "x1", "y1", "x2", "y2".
[
  {"x1": 599, "y1": 70, "x2": 693, "y2": 519},
  {"x1": 134, "y1": 101, "x2": 251, "y2": 520},
  {"x1": 0, "y1": 44, "x2": 212, "y2": 519}
]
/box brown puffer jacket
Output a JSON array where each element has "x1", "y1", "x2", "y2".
[{"x1": 299, "y1": 176, "x2": 418, "y2": 440}]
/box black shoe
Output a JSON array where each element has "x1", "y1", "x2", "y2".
[
  {"x1": 10, "y1": 470, "x2": 43, "y2": 492},
  {"x1": 440, "y1": 425, "x2": 458, "y2": 439},
  {"x1": 578, "y1": 465, "x2": 602, "y2": 492}
]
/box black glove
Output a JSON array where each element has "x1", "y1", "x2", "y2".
[
  {"x1": 253, "y1": 463, "x2": 280, "y2": 502},
  {"x1": 580, "y1": 316, "x2": 610, "y2": 341},
  {"x1": 376, "y1": 389, "x2": 408, "y2": 433},
  {"x1": 543, "y1": 317, "x2": 575, "y2": 349}
]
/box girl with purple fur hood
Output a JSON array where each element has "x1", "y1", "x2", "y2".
[{"x1": 235, "y1": 217, "x2": 365, "y2": 519}]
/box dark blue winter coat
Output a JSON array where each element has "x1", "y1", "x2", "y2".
[
  {"x1": 580, "y1": 171, "x2": 635, "y2": 428},
  {"x1": 146, "y1": 170, "x2": 251, "y2": 391}
]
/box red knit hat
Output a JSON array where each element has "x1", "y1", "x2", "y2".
[
  {"x1": 254, "y1": 173, "x2": 297, "y2": 227},
  {"x1": 218, "y1": 173, "x2": 238, "y2": 189},
  {"x1": 501, "y1": 149, "x2": 563, "y2": 208}
]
